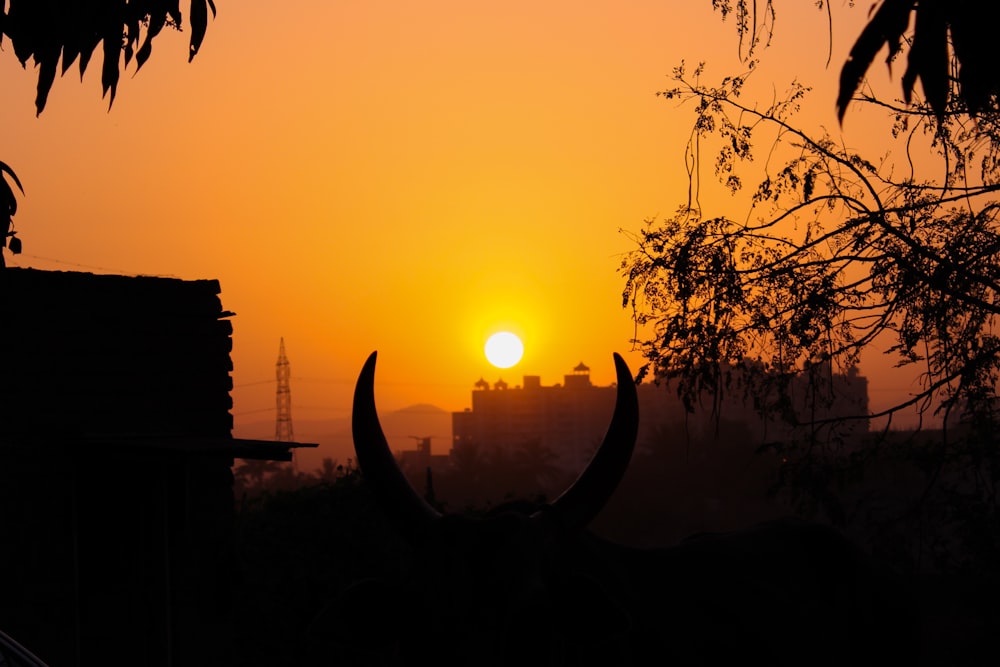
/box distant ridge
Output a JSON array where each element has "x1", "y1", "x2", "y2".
[{"x1": 394, "y1": 403, "x2": 449, "y2": 414}]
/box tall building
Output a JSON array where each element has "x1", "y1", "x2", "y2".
[
  {"x1": 452, "y1": 360, "x2": 870, "y2": 473},
  {"x1": 453, "y1": 362, "x2": 681, "y2": 473}
]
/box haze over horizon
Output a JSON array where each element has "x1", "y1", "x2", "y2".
[{"x1": 0, "y1": 2, "x2": 927, "y2": 437}]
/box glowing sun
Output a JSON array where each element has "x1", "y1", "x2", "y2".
[{"x1": 485, "y1": 332, "x2": 524, "y2": 368}]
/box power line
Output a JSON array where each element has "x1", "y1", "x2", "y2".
[
  {"x1": 233, "y1": 379, "x2": 275, "y2": 388},
  {"x1": 232, "y1": 407, "x2": 275, "y2": 417},
  {"x1": 11, "y1": 253, "x2": 179, "y2": 278}
]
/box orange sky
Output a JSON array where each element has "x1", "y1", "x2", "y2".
[{"x1": 1, "y1": 3, "x2": 919, "y2": 457}]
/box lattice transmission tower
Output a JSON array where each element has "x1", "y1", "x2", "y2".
[{"x1": 275, "y1": 337, "x2": 294, "y2": 444}]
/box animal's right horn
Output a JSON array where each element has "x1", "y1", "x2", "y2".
[
  {"x1": 545, "y1": 352, "x2": 639, "y2": 529},
  {"x1": 352, "y1": 351, "x2": 441, "y2": 542}
]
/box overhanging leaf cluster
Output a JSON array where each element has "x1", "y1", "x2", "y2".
[
  {"x1": 627, "y1": 64, "x2": 1000, "y2": 569},
  {"x1": 0, "y1": 160, "x2": 24, "y2": 267},
  {"x1": 838, "y1": 0, "x2": 996, "y2": 120},
  {"x1": 623, "y1": 69, "x2": 1000, "y2": 431},
  {"x1": 1, "y1": 0, "x2": 216, "y2": 115}
]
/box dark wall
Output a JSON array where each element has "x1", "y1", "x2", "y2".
[
  {"x1": 0, "y1": 268, "x2": 234, "y2": 438},
  {"x1": 0, "y1": 268, "x2": 237, "y2": 666}
]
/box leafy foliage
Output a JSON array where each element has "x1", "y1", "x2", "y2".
[
  {"x1": 0, "y1": 1, "x2": 216, "y2": 266},
  {"x1": 709, "y1": 0, "x2": 779, "y2": 61},
  {"x1": 0, "y1": 161, "x2": 24, "y2": 267},
  {"x1": 622, "y1": 62, "x2": 1000, "y2": 571},
  {"x1": 711, "y1": 1, "x2": 998, "y2": 120},
  {"x1": 837, "y1": 0, "x2": 998, "y2": 120},
  {"x1": 1, "y1": 0, "x2": 216, "y2": 115},
  {"x1": 231, "y1": 471, "x2": 411, "y2": 666},
  {"x1": 625, "y1": 62, "x2": 1000, "y2": 421}
]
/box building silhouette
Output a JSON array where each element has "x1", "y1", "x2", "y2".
[
  {"x1": 452, "y1": 359, "x2": 870, "y2": 473},
  {"x1": 0, "y1": 268, "x2": 313, "y2": 667},
  {"x1": 397, "y1": 435, "x2": 452, "y2": 480}
]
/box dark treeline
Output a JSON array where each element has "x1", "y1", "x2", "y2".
[
  {"x1": 232, "y1": 468, "x2": 407, "y2": 666},
  {"x1": 231, "y1": 424, "x2": 999, "y2": 666}
]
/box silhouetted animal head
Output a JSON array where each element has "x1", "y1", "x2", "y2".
[
  {"x1": 351, "y1": 350, "x2": 639, "y2": 542},
  {"x1": 312, "y1": 351, "x2": 918, "y2": 667},
  {"x1": 322, "y1": 352, "x2": 637, "y2": 665}
]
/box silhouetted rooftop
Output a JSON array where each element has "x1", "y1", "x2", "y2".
[{"x1": 0, "y1": 268, "x2": 315, "y2": 459}]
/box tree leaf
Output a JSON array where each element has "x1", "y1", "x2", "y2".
[
  {"x1": 836, "y1": 0, "x2": 913, "y2": 122},
  {"x1": 33, "y1": 44, "x2": 58, "y2": 116},
  {"x1": 189, "y1": 0, "x2": 209, "y2": 62},
  {"x1": 903, "y1": 0, "x2": 948, "y2": 117},
  {"x1": 101, "y1": 26, "x2": 121, "y2": 107},
  {"x1": 61, "y1": 40, "x2": 81, "y2": 76},
  {"x1": 78, "y1": 39, "x2": 96, "y2": 80},
  {"x1": 949, "y1": 2, "x2": 997, "y2": 114},
  {"x1": 0, "y1": 181, "x2": 18, "y2": 217},
  {"x1": 124, "y1": 17, "x2": 140, "y2": 67},
  {"x1": 2, "y1": 0, "x2": 215, "y2": 114},
  {"x1": 136, "y1": 12, "x2": 167, "y2": 72},
  {"x1": 0, "y1": 161, "x2": 26, "y2": 196}
]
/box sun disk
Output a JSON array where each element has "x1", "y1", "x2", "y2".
[{"x1": 485, "y1": 332, "x2": 524, "y2": 368}]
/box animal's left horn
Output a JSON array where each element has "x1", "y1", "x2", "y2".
[
  {"x1": 546, "y1": 352, "x2": 639, "y2": 529},
  {"x1": 352, "y1": 351, "x2": 441, "y2": 542}
]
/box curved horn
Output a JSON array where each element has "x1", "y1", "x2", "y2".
[
  {"x1": 352, "y1": 351, "x2": 441, "y2": 541},
  {"x1": 546, "y1": 352, "x2": 639, "y2": 529}
]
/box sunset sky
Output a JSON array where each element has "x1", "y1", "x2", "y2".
[{"x1": 1, "y1": 2, "x2": 913, "y2": 459}]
